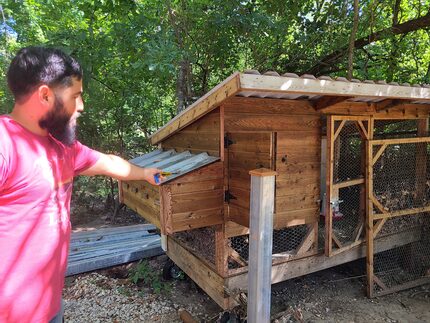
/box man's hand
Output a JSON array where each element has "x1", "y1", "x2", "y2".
[
  {"x1": 143, "y1": 168, "x2": 165, "y2": 185},
  {"x1": 81, "y1": 154, "x2": 165, "y2": 185}
]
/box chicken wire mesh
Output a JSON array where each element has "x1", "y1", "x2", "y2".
[
  {"x1": 228, "y1": 224, "x2": 310, "y2": 270},
  {"x1": 328, "y1": 120, "x2": 366, "y2": 250},
  {"x1": 369, "y1": 137, "x2": 430, "y2": 296},
  {"x1": 172, "y1": 227, "x2": 216, "y2": 265}
]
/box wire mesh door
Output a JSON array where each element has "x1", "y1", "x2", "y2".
[
  {"x1": 367, "y1": 137, "x2": 430, "y2": 297},
  {"x1": 325, "y1": 116, "x2": 371, "y2": 257}
]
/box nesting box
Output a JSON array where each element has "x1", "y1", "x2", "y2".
[
  {"x1": 120, "y1": 150, "x2": 223, "y2": 234},
  {"x1": 121, "y1": 71, "x2": 430, "y2": 308}
]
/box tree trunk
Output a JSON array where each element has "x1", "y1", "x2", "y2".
[{"x1": 347, "y1": 0, "x2": 359, "y2": 80}]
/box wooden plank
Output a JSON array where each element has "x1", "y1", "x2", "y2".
[
  {"x1": 171, "y1": 189, "x2": 224, "y2": 213},
  {"x1": 321, "y1": 102, "x2": 430, "y2": 117},
  {"x1": 333, "y1": 120, "x2": 346, "y2": 141},
  {"x1": 151, "y1": 72, "x2": 240, "y2": 144},
  {"x1": 122, "y1": 183, "x2": 160, "y2": 213},
  {"x1": 228, "y1": 204, "x2": 250, "y2": 227},
  {"x1": 276, "y1": 151, "x2": 320, "y2": 164},
  {"x1": 325, "y1": 116, "x2": 335, "y2": 256},
  {"x1": 169, "y1": 178, "x2": 224, "y2": 194},
  {"x1": 227, "y1": 132, "x2": 272, "y2": 153},
  {"x1": 226, "y1": 227, "x2": 422, "y2": 290},
  {"x1": 366, "y1": 140, "x2": 374, "y2": 297},
  {"x1": 239, "y1": 73, "x2": 430, "y2": 101},
  {"x1": 223, "y1": 96, "x2": 319, "y2": 115},
  {"x1": 225, "y1": 113, "x2": 320, "y2": 132},
  {"x1": 274, "y1": 208, "x2": 319, "y2": 228},
  {"x1": 296, "y1": 224, "x2": 316, "y2": 255},
  {"x1": 373, "y1": 218, "x2": 387, "y2": 238},
  {"x1": 371, "y1": 136, "x2": 430, "y2": 145},
  {"x1": 275, "y1": 161, "x2": 320, "y2": 174},
  {"x1": 276, "y1": 132, "x2": 320, "y2": 149},
  {"x1": 229, "y1": 151, "x2": 272, "y2": 169},
  {"x1": 169, "y1": 207, "x2": 223, "y2": 232},
  {"x1": 373, "y1": 205, "x2": 430, "y2": 220},
  {"x1": 166, "y1": 236, "x2": 233, "y2": 310},
  {"x1": 372, "y1": 143, "x2": 387, "y2": 165},
  {"x1": 333, "y1": 178, "x2": 364, "y2": 190},
  {"x1": 415, "y1": 119, "x2": 428, "y2": 201},
  {"x1": 122, "y1": 195, "x2": 161, "y2": 228},
  {"x1": 224, "y1": 221, "x2": 249, "y2": 238},
  {"x1": 276, "y1": 181, "x2": 319, "y2": 197},
  {"x1": 314, "y1": 96, "x2": 352, "y2": 111},
  {"x1": 275, "y1": 194, "x2": 319, "y2": 212},
  {"x1": 215, "y1": 224, "x2": 229, "y2": 277},
  {"x1": 159, "y1": 186, "x2": 172, "y2": 234},
  {"x1": 162, "y1": 133, "x2": 220, "y2": 155}
]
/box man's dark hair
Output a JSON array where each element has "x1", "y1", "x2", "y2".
[{"x1": 7, "y1": 46, "x2": 82, "y2": 102}]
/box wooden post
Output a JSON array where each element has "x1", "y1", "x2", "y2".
[
  {"x1": 366, "y1": 140, "x2": 374, "y2": 297},
  {"x1": 247, "y1": 168, "x2": 277, "y2": 323},
  {"x1": 415, "y1": 119, "x2": 428, "y2": 201}
]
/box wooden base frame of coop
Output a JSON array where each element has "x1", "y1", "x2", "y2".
[{"x1": 166, "y1": 228, "x2": 422, "y2": 310}]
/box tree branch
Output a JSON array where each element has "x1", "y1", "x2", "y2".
[{"x1": 306, "y1": 10, "x2": 430, "y2": 76}]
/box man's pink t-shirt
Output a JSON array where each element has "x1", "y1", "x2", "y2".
[{"x1": 0, "y1": 115, "x2": 100, "y2": 323}]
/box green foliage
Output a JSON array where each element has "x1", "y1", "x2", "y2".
[
  {"x1": 2, "y1": 0, "x2": 430, "y2": 203},
  {"x1": 129, "y1": 260, "x2": 170, "y2": 294}
]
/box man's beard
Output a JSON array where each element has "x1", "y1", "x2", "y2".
[{"x1": 39, "y1": 95, "x2": 77, "y2": 146}]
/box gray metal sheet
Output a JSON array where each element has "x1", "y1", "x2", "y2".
[{"x1": 129, "y1": 149, "x2": 220, "y2": 184}]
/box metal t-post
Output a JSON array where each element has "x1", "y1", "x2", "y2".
[{"x1": 247, "y1": 168, "x2": 277, "y2": 323}]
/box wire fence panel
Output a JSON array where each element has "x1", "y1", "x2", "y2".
[
  {"x1": 326, "y1": 117, "x2": 370, "y2": 256},
  {"x1": 367, "y1": 137, "x2": 430, "y2": 297}
]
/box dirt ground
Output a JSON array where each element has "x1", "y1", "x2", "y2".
[{"x1": 68, "y1": 204, "x2": 430, "y2": 322}]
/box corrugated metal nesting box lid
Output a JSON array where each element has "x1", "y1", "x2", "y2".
[{"x1": 129, "y1": 149, "x2": 220, "y2": 184}]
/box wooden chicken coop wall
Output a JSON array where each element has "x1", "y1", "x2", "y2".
[
  {"x1": 161, "y1": 109, "x2": 221, "y2": 157},
  {"x1": 121, "y1": 181, "x2": 161, "y2": 228},
  {"x1": 223, "y1": 96, "x2": 321, "y2": 230}
]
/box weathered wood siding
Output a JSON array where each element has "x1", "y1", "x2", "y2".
[
  {"x1": 162, "y1": 162, "x2": 224, "y2": 233},
  {"x1": 161, "y1": 109, "x2": 220, "y2": 156},
  {"x1": 223, "y1": 97, "x2": 321, "y2": 229},
  {"x1": 121, "y1": 181, "x2": 161, "y2": 228}
]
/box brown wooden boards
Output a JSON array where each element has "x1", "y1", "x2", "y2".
[
  {"x1": 163, "y1": 162, "x2": 224, "y2": 234},
  {"x1": 225, "y1": 132, "x2": 273, "y2": 227},
  {"x1": 161, "y1": 109, "x2": 220, "y2": 156},
  {"x1": 121, "y1": 181, "x2": 161, "y2": 228}
]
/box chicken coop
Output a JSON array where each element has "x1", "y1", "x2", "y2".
[{"x1": 120, "y1": 71, "x2": 430, "y2": 308}]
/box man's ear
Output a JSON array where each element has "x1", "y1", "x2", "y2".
[{"x1": 38, "y1": 85, "x2": 54, "y2": 106}]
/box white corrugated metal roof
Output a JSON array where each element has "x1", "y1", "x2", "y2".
[{"x1": 130, "y1": 149, "x2": 220, "y2": 184}]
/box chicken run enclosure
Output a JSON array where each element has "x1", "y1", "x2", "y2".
[{"x1": 120, "y1": 71, "x2": 430, "y2": 309}]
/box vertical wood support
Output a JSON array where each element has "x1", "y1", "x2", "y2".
[
  {"x1": 415, "y1": 119, "x2": 428, "y2": 201},
  {"x1": 215, "y1": 224, "x2": 228, "y2": 277},
  {"x1": 366, "y1": 140, "x2": 374, "y2": 297},
  {"x1": 325, "y1": 116, "x2": 335, "y2": 255},
  {"x1": 247, "y1": 168, "x2": 277, "y2": 323}
]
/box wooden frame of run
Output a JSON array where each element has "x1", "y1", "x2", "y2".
[
  {"x1": 366, "y1": 131, "x2": 430, "y2": 297},
  {"x1": 325, "y1": 115, "x2": 372, "y2": 257}
]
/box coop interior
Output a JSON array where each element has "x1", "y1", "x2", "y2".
[{"x1": 121, "y1": 99, "x2": 430, "y2": 306}]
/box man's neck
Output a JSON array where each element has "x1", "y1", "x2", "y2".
[{"x1": 10, "y1": 104, "x2": 48, "y2": 136}]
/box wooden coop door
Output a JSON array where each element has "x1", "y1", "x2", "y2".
[
  {"x1": 325, "y1": 116, "x2": 372, "y2": 257},
  {"x1": 225, "y1": 132, "x2": 275, "y2": 227}
]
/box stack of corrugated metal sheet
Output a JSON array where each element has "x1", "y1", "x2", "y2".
[{"x1": 67, "y1": 224, "x2": 163, "y2": 276}]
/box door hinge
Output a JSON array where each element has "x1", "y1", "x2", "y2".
[
  {"x1": 224, "y1": 135, "x2": 234, "y2": 148},
  {"x1": 224, "y1": 190, "x2": 237, "y2": 203}
]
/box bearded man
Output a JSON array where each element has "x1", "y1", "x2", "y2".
[{"x1": 0, "y1": 47, "x2": 162, "y2": 323}]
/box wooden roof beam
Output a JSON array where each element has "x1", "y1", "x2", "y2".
[
  {"x1": 373, "y1": 99, "x2": 412, "y2": 111},
  {"x1": 313, "y1": 96, "x2": 352, "y2": 111}
]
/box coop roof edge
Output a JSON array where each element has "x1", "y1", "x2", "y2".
[
  {"x1": 129, "y1": 149, "x2": 220, "y2": 184},
  {"x1": 150, "y1": 71, "x2": 430, "y2": 145}
]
